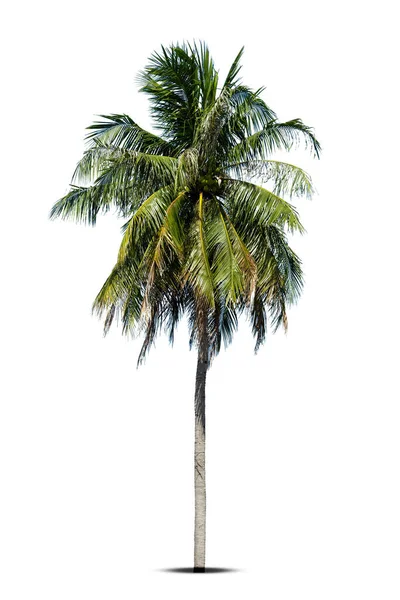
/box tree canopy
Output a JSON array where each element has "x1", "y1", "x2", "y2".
[{"x1": 50, "y1": 42, "x2": 320, "y2": 364}]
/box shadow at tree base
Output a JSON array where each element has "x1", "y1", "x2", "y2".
[{"x1": 157, "y1": 567, "x2": 241, "y2": 574}]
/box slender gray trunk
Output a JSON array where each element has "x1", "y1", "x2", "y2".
[{"x1": 193, "y1": 310, "x2": 208, "y2": 573}]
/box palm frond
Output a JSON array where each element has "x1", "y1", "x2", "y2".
[
  {"x1": 52, "y1": 152, "x2": 176, "y2": 225},
  {"x1": 92, "y1": 259, "x2": 142, "y2": 334},
  {"x1": 226, "y1": 159, "x2": 314, "y2": 199},
  {"x1": 190, "y1": 41, "x2": 219, "y2": 109},
  {"x1": 71, "y1": 141, "x2": 120, "y2": 185},
  {"x1": 221, "y1": 47, "x2": 244, "y2": 91},
  {"x1": 247, "y1": 225, "x2": 303, "y2": 333},
  {"x1": 50, "y1": 184, "x2": 107, "y2": 225},
  {"x1": 224, "y1": 179, "x2": 305, "y2": 235},
  {"x1": 254, "y1": 249, "x2": 288, "y2": 333},
  {"x1": 206, "y1": 201, "x2": 243, "y2": 303},
  {"x1": 208, "y1": 297, "x2": 240, "y2": 360},
  {"x1": 272, "y1": 119, "x2": 321, "y2": 158},
  {"x1": 73, "y1": 143, "x2": 177, "y2": 190},
  {"x1": 137, "y1": 304, "x2": 160, "y2": 365},
  {"x1": 207, "y1": 199, "x2": 256, "y2": 303},
  {"x1": 265, "y1": 225, "x2": 304, "y2": 304},
  {"x1": 248, "y1": 287, "x2": 267, "y2": 352},
  {"x1": 194, "y1": 86, "x2": 232, "y2": 168},
  {"x1": 226, "y1": 86, "x2": 276, "y2": 135},
  {"x1": 211, "y1": 87, "x2": 277, "y2": 167},
  {"x1": 228, "y1": 118, "x2": 321, "y2": 164},
  {"x1": 117, "y1": 187, "x2": 173, "y2": 263},
  {"x1": 94, "y1": 150, "x2": 176, "y2": 214},
  {"x1": 185, "y1": 192, "x2": 215, "y2": 307},
  {"x1": 137, "y1": 43, "x2": 200, "y2": 144},
  {"x1": 85, "y1": 114, "x2": 176, "y2": 155}
]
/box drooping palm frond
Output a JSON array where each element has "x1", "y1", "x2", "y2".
[
  {"x1": 224, "y1": 86, "x2": 277, "y2": 137},
  {"x1": 185, "y1": 192, "x2": 215, "y2": 307},
  {"x1": 272, "y1": 119, "x2": 321, "y2": 158},
  {"x1": 249, "y1": 287, "x2": 268, "y2": 352},
  {"x1": 208, "y1": 297, "x2": 240, "y2": 360},
  {"x1": 223, "y1": 178, "x2": 305, "y2": 236},
  {"x1": 265, "y1": 225, "x2": 304, "y2": 304},
  {"x1": 50, "y1": 184, "x2": 108, "y2": 225},
  {"x1": 71, "y1": 141, "x2": 120, "y2": 185},
  {"x1": 206, "y1": 200, "x2": 256, "y2": 304},
  {"x1": 117, "y1": 186, "x2": 175, "y2": 259},
  {"x1": 226, "y1": 159, "x2": 314, "y2": 199},
  {"x1": 96, "y1": 151, "x2": 176, "y2": 210},
  {"x1": 72, "y1": 142, "x2": 177, "y2": 186},
  {"x1": 206, "y1": 201, "x2": 244, "y2": 303},
  {"x1": 228, "y1": 117, "x2": 321, "y2": 164},
  {"x1": 53, "y1": 150, "x2": 177, "y2": 225}
]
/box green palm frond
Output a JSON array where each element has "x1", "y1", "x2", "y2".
[
  {"x1": 71, "y1": 141, "x2": 120, "y2": 184},
  {"x1": 73, "y1": 143, "x2": 177, "y2": 189},
  {"x1": 163, "y1": 289, "x2": 186, "y2": 345},
  {"x1": 249, "y1": 287, "x2": 267, "y2": 352},
  {"x1": 50, "y1": 184, "x2": 107, "y2": 225},
  {"x1": 208, "y1": 297, "x2": 240, "y2": 360},
  {"x1": 139, "y1": 227, "x2": 174, "y2": 318},
  {"x1": 191, "y1": 41, "x2": 219, "y2": 109},
  {"x1": 137, "y1": 43, "x2": 200, "y2": 145},
  {"x1": 118, "y1": 187, "x2": 186, "y2": 262},
  {"x1": 93, "y1": 151, "x2": 176, "y2": 216},
  {"x1": 248, "y1": 224, "x2": 303, "y2": 333},
  {"x1": 136, "y1": 304, "x2": 160, "y2": 365},
  {"x1": 224, "y1": 178, "x2": 305, "y2": 236},
  {"x1": 221, "y1": 47, "x2": 244, "y2": 91},
  {"x1": 92, "y1": 258, "x2": 142, "y2": 335},
  {"x1": 86, "y1": 114, "x2": 176, "y2": 155},
  {"x1": 52, "y1": 152, "x2": 177, "y2": 225},
  {"x1": 185, "y1": 192, "x2": 215, "y2": 307},
  {"x1": 256, "y1": 249, "x2": 289, "y2": 333},
  {"x1": 264, "y1": 225, "x2": 304, "y2": 304},
  {"x1": 228, "y1": 118, "x2": 321, "y2": 163},
  {"x1": 212, "y1": 87, "x2": 276, "y2": 167},
  {"x1": 271, "y1": 119, "x2": 321, "y2": 158},
  {"x1": 206, "y1": 202, "x2": 243, "y2": 303},
  {"x1": 117, "y1": 187, "x2": 173, "y2": 262},
  {"x1": 100, "y1": 189, "x2": 187, "y2": 356},
  {"x1": 163, "y1": 191, "x2": 186, "y2": 254},
  {"x1": 207, "y1": 200, "x2": 256, "y2": 303},
  {"x1": 226, "y1": 86, "x2": 276, "y2": 135},
  {"x1": 226, "y1": 159, "x2": 314, "y2": 199},
  {"x1": 138, "y1": 193, "x2": 187, "y2": 317},
  {"x1": 194, "y1": 86, "x2": 233, "y2": 168}
]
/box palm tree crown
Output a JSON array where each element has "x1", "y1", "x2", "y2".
[{"x1": 50, "y1": 41, "x2": 320, "y2": 368}]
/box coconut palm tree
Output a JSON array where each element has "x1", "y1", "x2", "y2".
[{"x1": 50, "y1": 42, "x2": 320, "y2": 572}]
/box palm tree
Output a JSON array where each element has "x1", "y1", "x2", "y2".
[{"x1": 50, "y1": 42, "x2": 320, "y2": 573}]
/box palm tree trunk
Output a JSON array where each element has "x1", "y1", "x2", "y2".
[{"x1": 193, "y1": 310, "x2": 208, "y2": 573}]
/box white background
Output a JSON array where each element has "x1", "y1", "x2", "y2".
[{"x1": 1, "y1": 0, "x2": 399, "y2": 598}]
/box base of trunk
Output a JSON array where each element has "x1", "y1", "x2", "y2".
[{"x1": 193, "y1": 567, "x2": 206, "y2": 573}]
